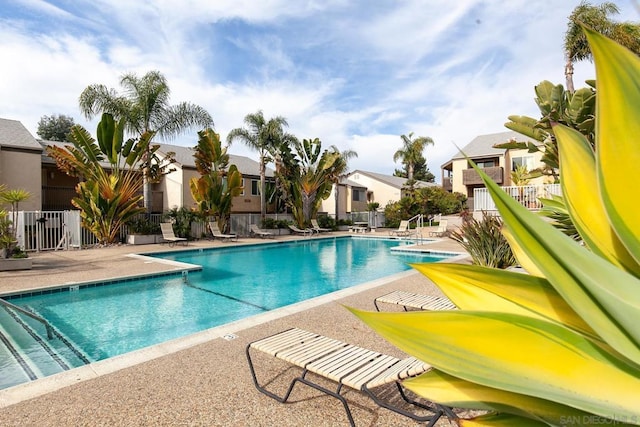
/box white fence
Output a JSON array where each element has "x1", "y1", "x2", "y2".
[
  {"x1": 13, "y1": 210, "x2": 382, "y2": 252},
  {"x1": 473, "y1": 184, "x2": 562, "y2": 212}
]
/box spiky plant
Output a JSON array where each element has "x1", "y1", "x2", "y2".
[
  {"x1": 450, "y1": 211, "x2": 516, "y2": 269},
  {"x1": 350, "y1": 28, "x2": 640, "y2": 425}
]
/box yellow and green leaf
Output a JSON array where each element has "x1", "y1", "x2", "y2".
[
  {"x1": 554, "y1": 123, "x2": 640, "y2": 275},
  {"x1": 349, "y1": 308, "x2": 640, "y2": 418},
  {"x1": 405, "y1": 370, "x2": 636, "y2": 426},
  {"x1": 458, "y1": 413, "x2": 553, "y2": 427},
  {"x1": 585, "y1": 28, "x2": 640, "y2": 264},
  {"x1": 409, "y1": 263, "x2": 595, "y2": 337}
]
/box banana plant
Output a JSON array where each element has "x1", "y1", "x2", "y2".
[
  {"x1": 46, "y1": 113, "x2": 152, "y2": 244},
  {"x1": 350, "y1": 28, "x2": 640, "y2": 425},
  {"x1": 190, "y1": 128, "x2": 243, "y2": 232}
]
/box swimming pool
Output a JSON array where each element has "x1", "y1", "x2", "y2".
[{"x1": 0, "y1": 236, "x2": 451, "y2": 390}]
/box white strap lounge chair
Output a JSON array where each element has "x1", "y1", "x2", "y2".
[
  {"x1": 160, "y1": 223, "x2": 188, "y2": 247},
  {"x1": 310, "y1": 219, "x2": 331, "y2": 233},
  {"x1": 209, "y1": 222, "x2": 238, "y2": 242},
  {"x1": 374, "y1": 290, "x2": 457, "y2": 312},
  {"x1": 250, "y1": 224, "x2": 274, "y2": 239},
  {"x1": 428, "y1": 220, "x2": 448, "y2": 237},
  {"x1": 288, "y1": 224, "x2": 313, "y2": 236},
  {"x1": 247, "y1": 328, "x2": 452, "y2": 427},
  {"x1": 389, "y1": 220, "x2": 411, "y2": 237}
]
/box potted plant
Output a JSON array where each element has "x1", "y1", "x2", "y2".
[
  {"x1": 126, "y1": 217, "x2": 162, "y2": 245},
  {"x1": 261, "y1": 218, "x2": 291, "y2": 235},
  {"x1": 336, "y1": 218, "x2": 353, "y2": 231},
  {"x1": 0, "y1": 187, "x2": 33, "y2": 270}
]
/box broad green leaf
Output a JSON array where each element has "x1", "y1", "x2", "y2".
[
  {"x1": 554, "y1": 124, "x2": 640, "y2": 276},
  {"x1": 479, "y1": 164, "x2": 640, "y2": 365},
  {"x1": 585, "y1": 28, "x2": 640, "y2": 264},
  {"x1": 459, "y1": 413, "x2": 551, "y2": 427},
  {"x1": 410, "y1": 263, "x2": 595, "y2": 337},
  {"x1": 405, "y1": 370, "x2": 635, "y2": 426},
  {"x1": 349, "y1": 308, "x2": 640, "y2": 419}
]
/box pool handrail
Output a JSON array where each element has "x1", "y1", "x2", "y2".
[{"x1": 0, "y1": 298, "x2": 54, "y2": 339}]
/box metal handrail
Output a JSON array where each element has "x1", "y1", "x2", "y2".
[{"x1": 0, "y1": 298, "x2": 54, "y2": 339}]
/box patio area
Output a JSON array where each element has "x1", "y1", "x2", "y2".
[{"x1": 0, "y1": 228, "x2": 471, "y2": 426}]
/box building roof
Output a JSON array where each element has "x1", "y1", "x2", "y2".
[
  {"x1": 0, "y1": 118, "x2": 43, "y2": 152},
  {"x1": 349, "y1": 169, "x2": 437, "y2": 189},
  {"x1": 450, "y1": 130, "x2": 533, "y2": 161},
  {"x1": 156, "y1": 143, "x2": 273, "y2": 178}
]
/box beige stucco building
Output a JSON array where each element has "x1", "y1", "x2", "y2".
[
  {"x1": 441, "y1": 131, "x2": 548, "y2": 207},
  {"x1": 0, "y1": 118, "x2": 43, "y2": 211}
]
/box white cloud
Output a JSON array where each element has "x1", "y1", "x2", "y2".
[{"x1": 1, "y1": 0, "x2": 638, "y2": 183}]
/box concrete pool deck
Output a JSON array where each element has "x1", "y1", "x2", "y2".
[{"x1": 0, "y1": 228, "x2": 472, "y2": 426}]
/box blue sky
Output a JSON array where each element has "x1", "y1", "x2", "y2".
[{"x1": 1, "y1": 0, "x2": 639, "y2": 181}]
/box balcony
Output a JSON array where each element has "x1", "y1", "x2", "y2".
[
  {"x1": 462, "y1": 166, "x2": 503, "y2": 185},
  {"x1": 442, "y1": 177, "x2": 452, "y2": 192}
]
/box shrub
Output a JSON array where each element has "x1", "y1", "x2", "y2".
[{"x1": 449, "y1": 211, "x2": 516, "y2": 269}]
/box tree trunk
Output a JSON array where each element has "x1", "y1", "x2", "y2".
[
  {"x1": 143, "y1": 167, "x2": 151, "y2": 214},
  {"x1": 565, "y1": 60, "x2": 575, "y2": 94},
  {"x1": 260, "y1": 158, "x2": 266, "y2": 220}
]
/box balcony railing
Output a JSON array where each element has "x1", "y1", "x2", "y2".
[
  {"x1": 473, "y1": 184, "x2": 562, "y2": 211},
  {"x1": 442, "y1": 177, "x2": 452, "y2": 191},
  {"x1": 463, "y1": 166, "x2": 503, "y2": 185}
]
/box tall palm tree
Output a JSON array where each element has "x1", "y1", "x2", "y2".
[
  {"x1": 392, "y1": 132, "x2": 434, "y2": 182},
  {"x1": 78, "y1": 70, "x2": 213, "y2": 211},
  {"x1": 564, "y1": 1, "x2": 640, "y2": 93},
  {"x1": 226, "y1": 110, "x2": 293, "y2": 219}
]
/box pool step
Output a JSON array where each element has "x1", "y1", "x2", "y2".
[{"x1": 0, "y1": 305, "x2": 88, "y2": 390}]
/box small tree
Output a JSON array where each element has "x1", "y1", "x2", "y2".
[
  {"x1": 0, "y1": 186, "x2": 31, "y2": 257},
  {"x1": 190, "y1": 129, "x2": 243, "y2": 232},
  {"x1": 46, "y1": 113, "x2": 151, "y2": 244},
  {"x1": 37, "y1": 114, "x2": 76, "y2": 141}
]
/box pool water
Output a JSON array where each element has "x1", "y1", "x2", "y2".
[{"x1": 1, "y1": 237, "x2": 449, "y2": 389}]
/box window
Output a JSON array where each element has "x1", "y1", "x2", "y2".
[
  {"x1": 512, "y1": 156, "x2": 535, "y2": 172},
  {"x1": 251, "y1": 180, "x2": 260, "y2": 196},
  {"x1": 475, "y1": 160, "x2": 495, "y2": 169},
  {"x1": 352, "y1": 188, "x2": 365, "y2": 201}
]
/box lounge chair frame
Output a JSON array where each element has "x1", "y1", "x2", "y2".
[
  {"x1": 288, "y1": 225, "x2": 313, "y2": 236},
  {"x1": 428, "y1": 220, "x2": 448, "y2": 237},
  {"x1": 310, "y1": 219, "x2": 331, "y2": 233},
  {"x1": 160, "y1": 223, "x2": 188, "y2": 247},
  {"x1": 247, "y1": 328, "x2": 451, "y2": 426},
  {"x1": 374, "y1": 290, "x2": 457, "y2": 312},
  {"x1": 250, "y1": 224, "x2": 274, "y2": 239},
  {"x1": 389, "y1": 220, "x2": 412, "y2": 237},
  {"x1": 209, "y1": 222, "x2": 238, "y2": 242}
]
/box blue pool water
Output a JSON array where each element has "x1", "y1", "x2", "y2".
[{"x1": 1, "y1": 237, "x2": 449, "y2": 389}]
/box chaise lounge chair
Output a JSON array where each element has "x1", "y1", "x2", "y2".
[
  {"x1": 209, "y1": 222, "x2": 238, "y2": 242},
  {"x1": 288, "y1": 224, "x2": 313, "y2": 236},
  {"x1": 250, "y1": 224, "x2": 274, "y2": 239},
  {"x1": 160, "y1": 223, "x2": 188, "y2": 247},
  {"x1": 310, "y1": 219, "x2": 331, "y2": 233},
  {"x1": 389, "y1": 220, "x2": 411, "y2": 237},
  {"x1": 428, "y1": 220, "x2": 448, "y2": 237},
  {"x1": 247, "y1": 328, "x2": 452, "y2": 427},
  {"x1": 374, "y1": 290, "x2": 457, "y2": 312}
]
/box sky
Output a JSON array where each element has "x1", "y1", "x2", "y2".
[{"x1": 1, "y1": 0, "x2": 639, "y2": 182}]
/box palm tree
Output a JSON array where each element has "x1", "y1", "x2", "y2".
[
  {"x1": 78, "y1": 70, "x2": 213, "y2": 211},
  {"x1": 226, "y1": 110, "x2": 294, "y2": 220},
  {"x1": 393, "y1": 132, "x2": 434, "y2": 182},
  {"x1": 564, "y1": 1, "x2": 640, "y2": 93}
]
